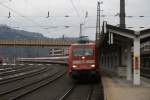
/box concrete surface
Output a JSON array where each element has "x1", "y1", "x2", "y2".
[{"x1": 102, "y1": 76, "x2": 150, "y2": 100}]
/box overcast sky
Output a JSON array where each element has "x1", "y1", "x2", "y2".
[{"x1": 0, "y1": 0, "x2": 150, "y2": 40}]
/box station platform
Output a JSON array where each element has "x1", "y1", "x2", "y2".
[{"x1": 101, "y1": 75, "x2": 150, "y2": 100}]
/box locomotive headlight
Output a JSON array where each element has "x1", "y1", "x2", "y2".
[
  {"x1": 91, "y1": 64, "x2": 95, "y2": 68},
  {"x1": 73, "y1": 65, "x2": 78, "y2": 68},
  {"x1": 82, "y1": 56, "x2": 85, "y2": 60}
]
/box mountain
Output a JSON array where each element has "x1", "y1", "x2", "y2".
[
  {"x1": 0, "y1": 25, "x2": 46, "y2": 39},
  {"x1": 0, "y1": 25, "x2": 49, "y2": 63},
  {"x1": 0, "y1": 25, "x2": 80, "y2": 63}
]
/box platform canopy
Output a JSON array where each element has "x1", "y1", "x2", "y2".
[
  {"x1": 98, "y1": 21, "x2": 150, "y2": 48},
  {"x1": 98, "y1": 21, "x2": 150, "y2": 85},
  {"x1": 140, "y1": 29, "x2": 150, "y2": 43}
]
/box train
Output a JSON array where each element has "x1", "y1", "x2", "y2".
[{"x1": 68, "y1": 37, "x2": 100, "y2": 80}]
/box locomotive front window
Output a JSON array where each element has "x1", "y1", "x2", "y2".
[{"x1": 73, "y1": 48, "x2": 93, "y2": 56}]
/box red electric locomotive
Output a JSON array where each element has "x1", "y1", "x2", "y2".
[{"x1": 68, "y1": 37, "x2": 99, "y2": 79}]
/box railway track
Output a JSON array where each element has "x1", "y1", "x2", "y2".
[
  {"x1": 0, "y1": 66, "x2": 48, "y2": 85},
  {"x1": 0, "y1": 65, "x2": 66, "y2": 100},
  {"x1": 0, "y1": 66, "x2": 50, "y2": 85},
  {"x1": 0, "y1": 66, "x2": 38, "y2": 76},
  {"x1": 0, "y1": 64, "x2": 41, "y2": 75},
  {"x1": 59, "y1": 81, "x2": 103, "y2": 100},
  {"x1": 0, "y1": 64, "x2": 27, "y2": 71},
  {"x1": 0, "y1": 64, "x2": 104, "y2": 100},
  {"x1": 58, "y1": 83, "x2": 76, "y2": 100},
  {"x1": 0, "y1": 65, "x2": 23, "y2": 73},
  {"x1": 0, "y1": 67, "x2": 53, "y2": 94}
]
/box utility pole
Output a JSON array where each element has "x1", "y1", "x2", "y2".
[
  {"x1": 120, "y1": 0, "x2": 126, "y2": 28},
  {"x1": 95, "y1": 1, "x2": 103, "y2": 67},
  {"x1": 96, "y1": 2, "x2": 100, "y2": 38},
  {"x1": 62, "y1": 34, "x2": 65, "y2": 40},
  {"x1": 96, "y1": 1, "x2": 103, "y2": 44},
  {"x1": 79, "y1": 23, "x2": 83, "y2": 37}
]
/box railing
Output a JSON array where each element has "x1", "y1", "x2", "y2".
[{"x1": 0, "y1": 39, "x2": 75, "y2": 46}]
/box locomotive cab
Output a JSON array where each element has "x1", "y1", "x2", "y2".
[{"x1": 68, "y1": 37, "x2": 99, "y2": 79}]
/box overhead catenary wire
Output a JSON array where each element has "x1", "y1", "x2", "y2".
[
  {"x1": 0, "y1": 0, "x2": 53, "y2": 31},
  {"x1": 0, "y1": 0, "x2": 11, "y2": 4},
  {"x1": 0, "y1": 0, "x2": 149, "y2": 33},
  {"x1": 83, "y1": 11, "x2": 88, "y2": 24},
  {"x1": 77, "y1": 0, "x2": 85, "y2": 19},
  {"x1": 104, "y1": 14, "x2": 150, "y2": 18},
  {"x1": 0, "y1": 14, "x2": 150, "y2": 18},
  {"x1": 5, "y1": 24, "x2": 149, "y2": 29},
  {"x1": 0, "y1": 0, "x2": 88, "y2": 32},
  {"x1": 0, "y1": 3, "x2": 43, "y2": 27},
  {"x1": 0, "y1": 3, "x2": 55, "y2": 33},
  {"x1": 8, "y1": 16, "x2": 20, "y2": 28},
  {"x1": 69, "y1": 0, "x2": 83, "y2": 23},
  {"x1": 0, "y1": 1, "x2": 149, "y2": 19},
  {"x1": 1, "y1": 16, "x2": 149, "y2": 30}
]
